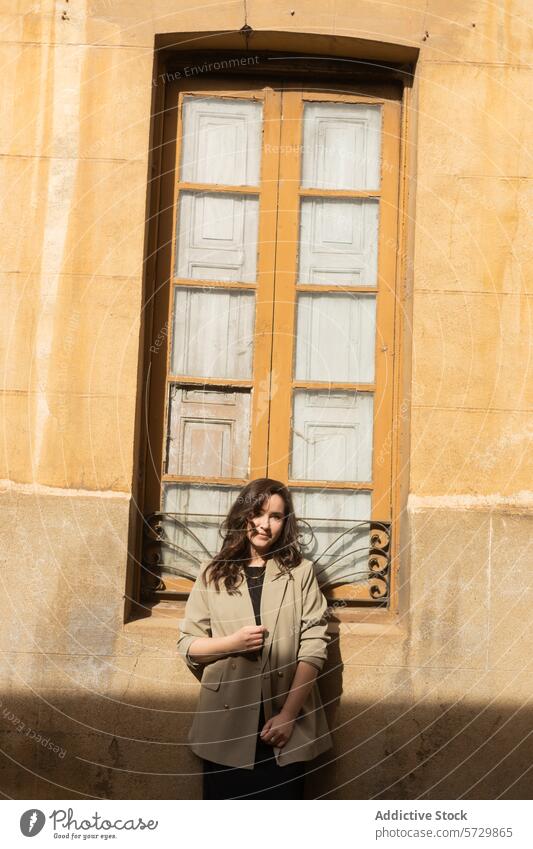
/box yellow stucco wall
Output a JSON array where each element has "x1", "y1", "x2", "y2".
[{"x1": 0, "y1": 1, "x2": 531, "y2": 798}]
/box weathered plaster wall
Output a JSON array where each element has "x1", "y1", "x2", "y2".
[{"x1": 0, "y1": 0, "x2": 531, "y2": 798}]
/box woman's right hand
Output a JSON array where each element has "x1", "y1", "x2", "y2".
[{"x1": 227, "y1": 625, "x2": 268, "y2": 654}]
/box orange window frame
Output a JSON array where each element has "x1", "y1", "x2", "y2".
[{"x1": 141, "y1": 75, "x2": 404, "y2": 606}]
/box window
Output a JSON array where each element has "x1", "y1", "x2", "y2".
[{"x1": 141, "y1": 69, "x2": 403, "y2": 608}]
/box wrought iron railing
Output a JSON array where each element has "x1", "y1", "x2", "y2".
[{"x1": 141, "y1": 512, "x2": 391, "y2": 605}]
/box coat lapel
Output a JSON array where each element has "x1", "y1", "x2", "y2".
[
  {"x1": 215, "y1": 559, "x2": 292, "y2": 669},
  {"x1": 260, "y1": 559, "x2": 292, "y2": 671}
]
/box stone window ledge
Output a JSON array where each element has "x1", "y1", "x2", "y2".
[{"x1": 124, "y1": 601, "x2": 408, "y2": 638}]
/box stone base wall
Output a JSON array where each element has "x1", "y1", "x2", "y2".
[{"x1": 1, "y1": 489, "x2": 530, "y2": 799}]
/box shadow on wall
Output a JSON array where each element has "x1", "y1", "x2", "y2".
[
  {"x1": 311, "y1": 642, "x2": 533, "y2": 800},
  {"x1": 0, "y1": 645, "x2": 531, "y2": 799}
]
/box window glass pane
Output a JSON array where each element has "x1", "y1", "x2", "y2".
[
  {"x1": 171, "y1": 287, "x2": 255, "y2": 379},
  {"x1": 160, "y1": 483, "x2": 242, "y2": 578},
  {"x1": 295, "y1": 293, "x2": 376, "y2": 382},
  {"x1": 298, "y1": 197, "x2": 379, "y2": 286},
  {"x1": 292, "y1": 487, "x2": 372, "y2": 587},
  {"x1": 166, "y1": 386, "x2": 251, "y2": 478},
  {"x1": 175, "y1": 192, "x2": 259, "y2": 282},
  {"x1": 180, "y1": 96, "x2": 263, "y2": 186},
  {"x1": 301, "y1": 102, "x2": 381, "y2": 190},
  {"x1": 290, "y1": 390, "x2": 373, "y2": 482}
]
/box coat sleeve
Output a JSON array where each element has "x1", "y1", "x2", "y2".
[
  {"x1": 176, "y1": 564, "x2": 213, "y2": 682},
  {"x1": 296, "y1": 560, "x2": 331, "y2": 673}
]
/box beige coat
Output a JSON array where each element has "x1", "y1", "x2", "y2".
[{"x1": 177, "y1": 557, "x2": 333, "y2": 770}]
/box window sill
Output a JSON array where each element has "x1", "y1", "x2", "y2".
[
  {"x1": 327, "y1": 608, "x2": 408, "y2": 637},
  {"x1": 124, "y1": 600, "x2": 408, "y2": 638}
]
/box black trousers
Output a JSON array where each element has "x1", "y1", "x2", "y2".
[{"x1": 202, "y1": 700, "x2": 307, "y2": 800}]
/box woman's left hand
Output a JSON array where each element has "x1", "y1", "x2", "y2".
[{"x1": 260, "y1": 710, "x2": 296, "y2": 748}]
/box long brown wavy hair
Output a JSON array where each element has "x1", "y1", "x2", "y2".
[{"x1": 202, "y1": 478, "x2": 302, "y2": 593}]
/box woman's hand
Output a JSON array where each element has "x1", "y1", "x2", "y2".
[
  {"x1": 227, "y1": 625, "x2": 268, "y2": 654},
  {"x1": 259, "y1": 710, "x2": 296, "y2": 748}
]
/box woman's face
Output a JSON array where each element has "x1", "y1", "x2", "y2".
[{"x1": 245, "y1": 493, "x2": 286, "y2": 559}]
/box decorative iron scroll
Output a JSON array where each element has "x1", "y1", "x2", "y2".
[{"x1": 141, "y1": 512, "x2": 391, "y2": 604}]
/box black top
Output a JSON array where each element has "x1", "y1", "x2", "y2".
[{"x1": 243, "y1": 563, "x2": 266, "y2": 626}]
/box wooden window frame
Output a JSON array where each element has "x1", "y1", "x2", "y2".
[{"x1": 133, "y1": 53, "x2": 411, "y2": 621}]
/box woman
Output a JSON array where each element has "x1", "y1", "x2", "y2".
[{"x1": 177, "y1": 477, "x2": 333, "y2": 799}]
